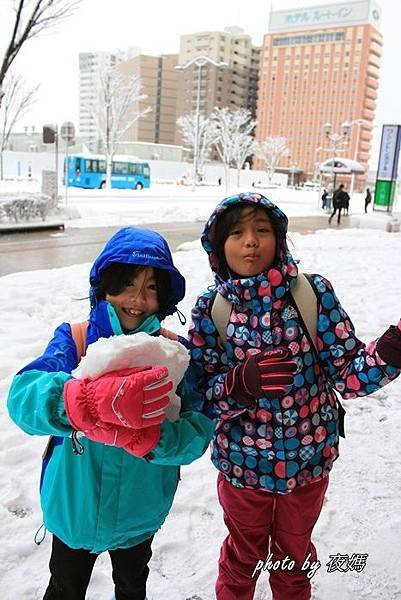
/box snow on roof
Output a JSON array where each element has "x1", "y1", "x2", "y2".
[{"x1": 319, "y1": 157, "x2": 365, "y2": 173}]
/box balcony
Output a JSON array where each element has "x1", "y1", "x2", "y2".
[{"x1": 366, "y1": 76, "x2": 379, "y2": 89}]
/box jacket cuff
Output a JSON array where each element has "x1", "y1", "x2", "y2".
[{"x1": 376, "y1": 324, "x2": 401, "y2": 368}]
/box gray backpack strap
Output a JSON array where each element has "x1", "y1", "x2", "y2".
[
  {"x1": 291, "y1": 273, "x2": 317, "y2": 352},
  {"x1": 211, "y1": 292, "x2": 232, "y2": 343}
]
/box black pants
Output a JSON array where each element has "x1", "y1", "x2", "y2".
[
  {"x1": 43, "y1": 534, "x2": 153, "y2": 600},
  {"x1": 329, "y1": 206, "x2": 342, "y2": 224}
]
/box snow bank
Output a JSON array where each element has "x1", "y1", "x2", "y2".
[{"x1": 72, "y1": 332, "x2": 189, "y2": 422}]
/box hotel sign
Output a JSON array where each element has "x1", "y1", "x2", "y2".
[
  {"x1": 269, "y1": 0, "x2": 381, "y2": 32},
  {"x1": 377, "y1": 125, "x2": 401, "y2": 181}
]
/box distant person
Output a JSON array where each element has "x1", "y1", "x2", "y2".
[
  {"x1": 321, "y1": 188, "x2": 329, "y2": 210},
  {"x1": 328, "y1": 184, "x2": 350, "y2": 225},
  {"x1": 218, "y1": 177, "x2": 222, "y2": 186},
  {"x1": 365, "y1": 187, "x2": 372, "y2": 213}
]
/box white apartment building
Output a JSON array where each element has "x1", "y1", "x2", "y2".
[
  {"x1": 175, "y1": 26, "x2": 260, "y2": 144},
  {"x1": 78, "y1": 47, "x2": 139, "y2": 151}
]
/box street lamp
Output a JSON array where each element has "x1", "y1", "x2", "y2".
[
  {"x1": 346, "y1": 118, "x2": 371, "y2": 194},
  {"x1": 175, "y1": 56, "x2": 228, "y2": 192},
  {"x1": 289, "y1": 163, "x2": 298, "y2": 187},
  {"x1": 323, "y1": 122, "x2": 350, "y2": 195},
  {"x1": 313, "y1": 146, "x2": 324, "y2": 184}
]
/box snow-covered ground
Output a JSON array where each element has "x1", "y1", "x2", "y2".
[
  {"x1": 1, "y1": 186, "x2": 401, "y2": 599},
  {"x1": 1, "y1": 179, "x2": 399, "y2": 230}
]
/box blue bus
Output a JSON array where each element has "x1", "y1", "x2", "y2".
[{"x1": 64, "y1": 154, "x2": 150, "y2": 189}]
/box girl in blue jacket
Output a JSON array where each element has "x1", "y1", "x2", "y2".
[
  {"x1": 7, "y1": 226, "x2": 215, "y2": 600},
  {"x1": 188, "y1": 192, "x2": 401, "y2": 600}
]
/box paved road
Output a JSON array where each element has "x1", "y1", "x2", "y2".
[{"x1": 0, "y1": 215, "x2": 348, "y2": 277}]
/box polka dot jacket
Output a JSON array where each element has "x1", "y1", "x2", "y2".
[{"x1": 188, "y1": 193, "x2": 401, "y2": 494}]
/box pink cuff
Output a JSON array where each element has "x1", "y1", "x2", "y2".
[{"x1": 397, "y1": 319, "x2": 401, "y2": 332}]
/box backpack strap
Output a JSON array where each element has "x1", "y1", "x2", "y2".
[
  {"x1": 41, "y1": 320, "x2": 89, "y2": 486},
  {"x1": 70, "y1": 321, "x2": 89, "y2": 361},
  {"x1": 290, "y1": 274, "x2": 346, "y2": 438},
  {"x1": 159, "y1": 327, "x2": 179, "y2": 341},
  {"x1": 211, "y1": 291, "x2": 232, "y2": 343},
  {"x1": 290, "y1": 273, "x2": 317, "y2": 351}
]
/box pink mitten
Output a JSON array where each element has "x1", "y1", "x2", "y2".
[
  {"x1": 64, "y1": 365, "x2": 172, "y2": 432},
  {"x1": 83, "y1": 421, "x2": 138, "y2": 447},
  {"x1": 122, "y1": 424, "x2": 161, "y2": 457},
  {"x1": 83, "y1": 421, "x2": 161, "y2": 457}
]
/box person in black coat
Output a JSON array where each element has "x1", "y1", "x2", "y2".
[
  {"x1": 365, "y1": 188, "x2": 372, "y2": 213},
  {"x1": 321, "y1": 189, "x2": 329, "y2": 210},
  {"x1": 328, "y1": 184, "x2": 350, "y2": 225}
]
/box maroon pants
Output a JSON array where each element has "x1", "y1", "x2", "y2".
[{"x1": 216, "y1": 473, "x2": 328, "y2": 600}]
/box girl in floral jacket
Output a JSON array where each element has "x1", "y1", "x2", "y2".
[{"x1": 188, "y1": 192, "x2": 401, "y2": 600}]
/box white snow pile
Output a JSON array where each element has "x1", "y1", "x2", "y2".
[{"x1": 72, "y1": 332, "x2": 189, "y2": 422}]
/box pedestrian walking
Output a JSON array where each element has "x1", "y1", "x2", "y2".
[
  {"x1": 328, "y1": 184, "x2": 350, "y2": 225},
  {"x1": 365, "y1": 187, "x2": 372, "y2": 213},
  {"x1": 321, "y1": 188, "x2": 329, "y2": 210}
]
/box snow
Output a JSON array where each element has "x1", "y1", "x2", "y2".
[
  {"x1": 59, "y1": 185, "x2": 376, "y2": 228},
  {"x1": 73, "y1": 333, "x2": 189, "y2": 423},
  {"x1": 1, "y1": 188, "x2": 401, "y2": 599}
]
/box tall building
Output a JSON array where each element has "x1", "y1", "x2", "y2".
[
  {"x1": 255, "y1": 0, "x2": 382, "y2": 187},
  {"x1": 117, "y1": 54, "x2": 179, "y2": 146},
  {"x1": 175, "y1": 26, "x2": 260, "y2": 144},
  {"x1": 79, "y1": 48, "x2": 140, "y2": 151}
]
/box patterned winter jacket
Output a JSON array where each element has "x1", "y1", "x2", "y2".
[{"x1": 188, "y1": 193, "x2": 401, "y2": 494}]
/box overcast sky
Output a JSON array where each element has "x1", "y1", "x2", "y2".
[{"x1": 0, "y1": 0, "x2": 400, "y2": 161}]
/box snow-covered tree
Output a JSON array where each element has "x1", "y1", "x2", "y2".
[
  {"x1": 232, "y1": 132, "x2": 257, "y2": 187},
  {"x1": 176, "y1": 113, "x2": 217, "y2": 183},
  {"x1": 212, "y1": 107, "x2": 255, "y2": 191},
  {"x1": 0, "y1": 72, "x2": 39, "y2": 179},
  {"x1": 256, "y1": 136, "x2": 290, "y2": 183},
  {"x1": 0, "y1": 0, "x2": 77, "y2": 109},
  {"x1": 89, "y1": 66, "x2": 150, "y2": 189}
]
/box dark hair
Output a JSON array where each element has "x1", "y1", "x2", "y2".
[
  {"x1": 94, "y1": 262, "x2": 171, "y2": 311},
  {"x1": 213, "y1": 204, "x2": 287, "y2": 278}
]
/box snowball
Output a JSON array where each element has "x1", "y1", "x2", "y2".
[{"x1": 72, "y1": 332, "x2": 189, "y2": 422}]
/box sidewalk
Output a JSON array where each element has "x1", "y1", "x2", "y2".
[{"x1": 288, "y1": 212, "x2": 401, "y2": 234}]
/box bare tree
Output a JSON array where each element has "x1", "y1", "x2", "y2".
[
  {"x1": 0, "y1": 0, "x2": 78, "y2": 108},
  {"x1": 0, "y1": 72, "x2": 39, "y2": 179},
  {"x1": 89, "y1": 66, "x2": 151, "y2": 189},
  {"x1": 232, "y1": 132, "x2": 257, "y2": 187},
  {"x1": 256, "y1": 136, "x2": 290, "y2": 183},
  {"x1": 176, "y1": 113, "x2": 218, "y2": 182},
  {"x1": 212, "y1": 107, "x2": 255, "y2": 191}
]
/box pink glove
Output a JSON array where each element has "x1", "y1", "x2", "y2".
[
  {"x1": 225, "y1": 347, "x2": 297, "y2": 407},
  {"x1": 84, "y1": 421, "x2": 161, "y2": 457},
  {"x1": 64, "y1": 365, "x2": 173, "y2": 431}
]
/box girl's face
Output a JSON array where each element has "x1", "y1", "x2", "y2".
[
  {"x1": 105, "y1": 266, "x2": 160, "y2": 330},
  {"x1": 223, "y1": 206, "x2": 277, "y2": 277}
]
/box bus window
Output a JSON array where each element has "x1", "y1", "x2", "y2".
[
  {"x1": 128, "y1": 163, "x2": 139, "y2": 175},
  {"x1": 99, "y1": 160, "x2": 106, "y2": 173},
  {"x1": 143, "y1": 165, "x2": 150, "y2": 177},
  {"x1": 75, "y1": 158, "x2": 81, "y2": 177},
  {"x1": 85, "y1": 159, "x2": 92, "y2": 173},
  {"x1": 113, "y1": 162, "x2": 128, "y2": 174}
]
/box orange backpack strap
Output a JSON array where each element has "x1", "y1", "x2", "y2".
[
  {"x1": 159, "y1": 327, "x2": 178, "y2": 342},
  {"x1": 70, "y1": 321, "x2": 89, "y2": 362}
]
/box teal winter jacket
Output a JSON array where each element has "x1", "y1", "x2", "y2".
[{"x1": 7, "y1": 227, "x2": 215, "y2": 553}]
